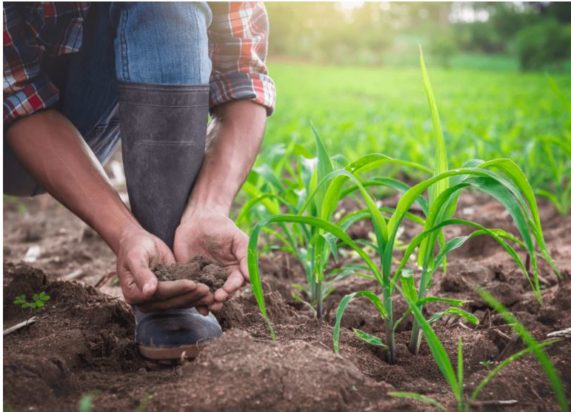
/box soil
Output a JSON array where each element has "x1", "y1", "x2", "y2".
[
  {"x1": 3, "y1": 192, "x2": 571, "y2": 411},
  {"x1": 153, "y1": 257, "x2": 227, "y2": 292}
]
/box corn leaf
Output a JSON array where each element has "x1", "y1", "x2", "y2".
[
  {"x1": 388, "y1": 392, "x2": 447, "y2": 412},
  {"x1": 249, "y1": 215, "x2": 383, "y2": 337},
  {"x1": 469, "y1": 338, "x2": 559, "y2": 405},
  {"x1": 333, "y1": 291, "x2": 387, "y2": 353},
  {"x1": 478, "y1": 289, "x2": 569, "y2": 412},
  {"x1": 353, "y1": 329, "x2": 388, "y2": 349},
  {"x1": 405, "y1": 294, "x2": 462, "y2": 400}
]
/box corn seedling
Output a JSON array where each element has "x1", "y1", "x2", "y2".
[
  {"x1": 527, "y1": 135, "x2": 571, "y2": 215},
  {"x1": 389, "y1": 289, "x2": 567, "y2": 412},
  {"x1": 247, "y1": 48, "x2": 557, "y2": 363},
  {"x1": 78, "y1": 393, "x2": 94, "y2": 412},
  {"x1": 242, "y1": 128, "x2": 384, "y2": 317},
  {"x1": 396, "y1": 48, "x2": 557, "y2": 354}
]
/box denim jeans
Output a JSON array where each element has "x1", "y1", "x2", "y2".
[{"x1": 4, "y1": 2, "x2": 212, "y2": 196}]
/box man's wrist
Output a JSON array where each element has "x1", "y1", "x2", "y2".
[
  {"x1": 104, "y1": 217, "x2": 144, "y2": 255},
  {"x1": 181, "y1": 200, "x2": 230, "y2": 224}
]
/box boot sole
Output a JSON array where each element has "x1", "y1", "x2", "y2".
[{"x1": 139, "y1": 343, "x2": 203, "y2": 360}]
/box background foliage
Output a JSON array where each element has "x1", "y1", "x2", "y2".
[{"x1": 266, "y1": 2, "x2": 571, "y2": 71}]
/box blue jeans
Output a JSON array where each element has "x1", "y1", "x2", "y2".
[{"x1": 4, "y1": 2, "x2": 212, "y2": 196}]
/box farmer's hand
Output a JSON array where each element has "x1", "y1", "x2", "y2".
[
  {"x1": 117, "y1": 226, "x2": 214, "y2": 313},
  {"x1": 174, "y1": 209, "x2": 249, "y2": 312}
]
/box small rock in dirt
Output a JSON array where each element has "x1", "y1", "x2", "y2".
[{"x1": 153, "y1": 256, "x2": 226, "y2": 292}]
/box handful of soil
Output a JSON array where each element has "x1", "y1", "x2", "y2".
[{"x1": 153, "y1": 256, "x2": 226, "y2": 292}]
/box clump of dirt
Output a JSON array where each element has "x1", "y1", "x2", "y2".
[{"x1": 153, "y1": 256, "x2": 226, "y2": 292}]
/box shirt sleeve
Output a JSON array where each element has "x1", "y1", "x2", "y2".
[
  {"x1": 3, "y1": 4, "x2": 60, "y2": 128},
  {"x1": 208, "y1": 2, "x2": 276, "y2": 115}
]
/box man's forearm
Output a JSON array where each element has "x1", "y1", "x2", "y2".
[
  {"x1": 6, "y1": 110, "x2": 141, "y2": 253},
  {"x1": 182, "y1": 100, "x2": 267, "y2": 219}
]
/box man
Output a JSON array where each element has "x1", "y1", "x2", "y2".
[{"x1": 3, "y1": 2, "x2": 275, "y2": 360}]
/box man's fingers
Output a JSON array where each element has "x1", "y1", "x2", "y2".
[
  {"x1": 117, "y1": 267, "x2": 147, "y2": 305},
  {"x1": 139, "y1": 285, "x2": 214, "y2": 312},
  {"x1": 239, "y1": 256, "x2": 249, "y2": 282},
  {"x1": 233, "y1": 231, "x2": 250, "y2": 281},
  {"x1": 209, "y1": 302, "x2": 224, "y2": 312},
  {"x1": 128, "y1": 262, "x2": 158, "y2": 299},
  {"x1": 214, "y1": 269, "x2": 244, "y2": 302},
  {"x1": 151, "y1": 279, "x2": 197, "y2": 301}
]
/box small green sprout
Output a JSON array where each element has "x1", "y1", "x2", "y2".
[
  {"x1": 479, "y1": 359, "x2": 494, "y2": 370},
  {"x1": 14, "y1": 291, "x2": 50, "y2": 310}
]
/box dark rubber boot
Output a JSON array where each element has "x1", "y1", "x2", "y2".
[
  {"x1": 118, "y1": 83, "x2": 222, "y2": 360},
  {"x1": 118, "y1": 83, "x2": 209, "y2": 248}
]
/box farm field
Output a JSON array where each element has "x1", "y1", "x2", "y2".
[
  {"x1": 3, "y1": 60, "x2": 571, "y2": 411},
  {"x1": 264, "y1": 62, "x2": 571, "y2": 211}
]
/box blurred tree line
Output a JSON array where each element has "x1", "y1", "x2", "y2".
[{"x1": 266, "y1": 2, "x2": 571, "y2": 71}]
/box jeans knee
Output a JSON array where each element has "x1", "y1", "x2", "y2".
[{"x1": 113, "y1": 2, "x2": 212, "y2": 85}]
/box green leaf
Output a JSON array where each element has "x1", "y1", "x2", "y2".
[
  {"x1": 405, "y1": 294, "x2": 462, "y2": 401},
  {"x1": 78, "y1": 393, "x2": 94, "y2": 412},
  {"x1": 478, "y1": 289, "x2": 569, "y2": 412},
  {"x1": 457, "y1": 337, "x2": 464, "y2": 405},
  {"x1": 420, "y1": 45, "x2": 448, "y2": 204},
  {"x1": 248, "y1": 215, "x2": 382, "y2": 338},
  {"x1": 353, "y1": 329, "x2": 387, "y2": 349},
  {"x1": 400, "y1": 271, "x2": 418, "y2": 302},
  {"x1": 429, "y1": 307, "x2": 479, "y2": 326},
  {"x1": 333, "y1": 291, "x2": 387, "y2": 353},
  {"x1": 388, "y1": 392, "x2": 447, "y2": 412},
  {"x1": 469, "y1": 339, "x2": 559, "y2": 405},
  {"x1": 311, "y1": 123, "x2": 334, "y2": 211}
]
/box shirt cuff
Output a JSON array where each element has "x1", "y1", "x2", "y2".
[
  {"x1": 209, "y1": 72, "x2": 276, "y2": 116},
  {"x1": 3, "y1": 76, "x2": 60, "y2": 128}
]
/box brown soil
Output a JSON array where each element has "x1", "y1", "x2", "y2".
[
  {"x1": 153, "y1": 256, "x2": 227, "y2": 292},
  {"x1": 3, "y1": 192, "x2": 571, "y2": 411}
]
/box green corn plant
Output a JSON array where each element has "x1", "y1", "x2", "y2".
[
  {"x1": 527, "y1": 135, "x2": 571, "y2": 215},
  {"x1": 524, "y1": 76, "x2": 571, "y2": 215},
  {"x1": 78, "y1": 393, "x2": 95, "y2": 412},
  {"x1": 390, "y1": 289, "x2": 567, "y2": 412},
  {"x1": 247, "y1": 48, "x2": 558, "y2": 363},
  {"x1": 334, "y1": 49, "x2": 556, "y2": 361},
  {"x1": 406, "y1": 48, "x2": 558, "y2": 353},
  {"x1": 240, "y1": 132, "x2": 349, "y2": 317},
  {"x1": 243, "y1": 125, "x2": 424, "y2": 318}
]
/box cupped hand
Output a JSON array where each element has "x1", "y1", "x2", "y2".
[
  {"x1": 116, "y1": 226, "x2": 214, "y2": 314},
  {"x1": 173, "y1": 209, "x2": 249, "y2": 311}
]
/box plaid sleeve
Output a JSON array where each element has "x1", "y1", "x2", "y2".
[
  {"x1": 3, "y1": 4, "x2": 60, "y2": 128},
  {"x1": 208, "y1": 2, "x2": 276, "y2": 115}
]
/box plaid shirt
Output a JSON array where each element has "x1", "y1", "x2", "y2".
[{"x1": 3, "y1": 2, "x2": 276, "y2": 127}]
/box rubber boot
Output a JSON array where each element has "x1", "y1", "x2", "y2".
[
  {"x1": 119, "y1": 82, "x2": 209, "y2": 247},
  {"x1": 118, "y1": 83, "x2": 222, "y2": 360}
]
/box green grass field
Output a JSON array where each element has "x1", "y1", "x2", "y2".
[{"x1": 262, "y1": 62, "x2": 571, "y2": 212}]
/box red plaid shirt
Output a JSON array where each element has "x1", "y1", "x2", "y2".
[{"x1": 3, "y1": 2, "x2": 276, "y2": 127}]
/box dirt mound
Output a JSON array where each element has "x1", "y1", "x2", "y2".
[
  {"x1": 133, "y1": 330, "x2": 391, "y2": 412},
  {"x1": 3, "y1": 264, "x2": 141, "y2": 410}
]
